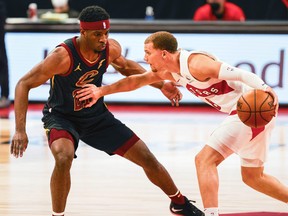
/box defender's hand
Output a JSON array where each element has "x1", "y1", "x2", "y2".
[{"x1": 76, "y1": 84, "x2": 103, "y2": 108}]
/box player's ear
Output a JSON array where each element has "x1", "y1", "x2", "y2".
[
  {"x1": 79, "y1": 28, "x2": 86, "y2": 36},
  {"x1": 162, "y1": 50, "x2": 167, "y2": 58}
]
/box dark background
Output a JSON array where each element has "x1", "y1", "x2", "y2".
[{"x1": 4, "y1": 0, "x2": 288, "y2": 20}]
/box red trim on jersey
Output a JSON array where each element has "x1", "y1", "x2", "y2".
[
  {"x1": 58, "y1": 42, "x2": 74, "y2": 76},
  {"x1": 80, "y1": 20, "x2": 110, "y2": 30},
  {"x1": 72, "y1": 36, "x2": 103, "y2": 67},
  {"x1": 113, "y1": 134, "x2": 140, "y2": 156},
  {"x1": 48, "y1": 128, "x2": 74, "y2": 147},
  {"x1": 105, "y1": 40, "x2": 110, "y2": 69}
]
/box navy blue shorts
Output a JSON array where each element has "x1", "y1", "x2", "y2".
[{"x1": 42, "y1": 109, "x2": 139, "y2": 156}]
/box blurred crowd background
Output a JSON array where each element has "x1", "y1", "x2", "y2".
[{"x1": 5, "y1": 0, "x2": 288, "y2": 20}]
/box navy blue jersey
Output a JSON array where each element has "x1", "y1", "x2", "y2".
[
  {"x1": 43, "y1": 36, "x2": 109, "y2": 118},
  {"x1": 41, "y1": 37, "x2": 139, "y2": 155}
]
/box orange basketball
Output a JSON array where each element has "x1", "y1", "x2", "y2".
[{"x1": 236, "y1": 89, "x2": 275, "y2": 128}]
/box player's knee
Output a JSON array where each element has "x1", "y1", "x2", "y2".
[
  {"x1": 144, "y1": 153, "x2": 162, "y2": 170},
  {"x1": 195, "y1": 147, "x2": 211, "y2": 167},
  {"x1": 195, "y1": 153, "x2": 201, "y2": 168},
  {"x1": 53, "y1": 149, "x2": 74, "y2": 170},
  {"x1": 138, "y1": 151, "x2": 165, "y2": 173},
  {"x1": 195, "y1": 152, "x2": 206, "y2": 170},
  {"x1": 51, "y1": 139, "x2": 74, "y2": 167},
  {"x1": 150, "y1": 161, "x2": 166, "y2": 174}
]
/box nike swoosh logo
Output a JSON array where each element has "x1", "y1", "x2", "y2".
[{"x1": 171, "y1": 207, "x2": 183, "y2": 212}]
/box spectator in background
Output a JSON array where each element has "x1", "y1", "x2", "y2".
[
  {"x1": 0, "y1": 0, "x2": 10, "y2": 108},
  {"x1": 50, "y1": 0, "x2": 79, "y2": 18},
  {"x1": 193, "y1": 0, "x2": 245, "y2": 21}
]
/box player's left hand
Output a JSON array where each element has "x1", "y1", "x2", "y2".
[{"x1": 160, "y1": 82, "x2": 183, "y2": 106}]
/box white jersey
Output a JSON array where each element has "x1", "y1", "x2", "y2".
[{"x1": 172, "y1": 50, "x2": 252, "y2": 113}]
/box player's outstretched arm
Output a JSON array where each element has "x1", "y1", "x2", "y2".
[{"x1": 77, "y1": 72, "x2": 159, "y2": 107}]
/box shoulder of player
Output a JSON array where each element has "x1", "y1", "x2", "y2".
[
  {"x1": 49, "y1": 46, "x2": 69, "y2": 59},
  {"x1": 108, "y1": 38, "x2": 121, "y2": 51},
  {"x1": 188, "y1": 54, "x2": 220, "y2": 79},
  {"x1": 188, "y1": 53, "x2": 213, "y2": 65},
  {"x1": 108, "y1": 38, "x2": 122, "y2": 61},
  {"x1": 44, "y1": 46, "x2": 71, "y2": 75}
]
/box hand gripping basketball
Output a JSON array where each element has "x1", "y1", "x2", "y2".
[{"x1": 237, "y1": 89, "x2": 276, "y2": 128}]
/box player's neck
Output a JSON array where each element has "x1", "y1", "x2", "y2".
[
  {"x1": 76, "y1": 37, "x2": 100, "y2": 63},
  {"x1": 171, "y1": 51, "x2": 181, "y2": 74}
]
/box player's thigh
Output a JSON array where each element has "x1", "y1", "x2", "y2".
[
  {"x1": 207, "y1": 114, "x2": 249, "y2": 157},
  {"x1": 82, "y1": 119, "x2": 137, "y2": 154}
]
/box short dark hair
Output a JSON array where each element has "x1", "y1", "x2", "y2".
[
  {"x1": 145, "y1": 31, "x2": 178, "y2": 53},
  {"x1": 78, "y1": 5, "x2": 110, "y2": 22}
]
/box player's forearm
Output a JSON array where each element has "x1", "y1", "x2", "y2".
[
  {"x1": 149, "y1": 80, "x2": 164, "y2": 89},
  {"x1": 115, "y1": 60, "x2": 164, "y2": 90},
  {"x1": 14, "y1": 81, "x2": 29, "y2": 133},
  {"x1": 102, "y1": 76, "x2": 143, "y2": 96}
]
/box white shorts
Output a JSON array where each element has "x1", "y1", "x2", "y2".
[{"x1": 207, "y1": 112, "x2": 275, "y2": 167}]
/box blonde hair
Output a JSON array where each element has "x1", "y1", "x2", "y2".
[{"x1": 145, "y1": 31, "x2": 178, "y2": 53}]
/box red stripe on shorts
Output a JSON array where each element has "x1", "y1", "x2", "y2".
[
  {"x1": 250, "y1": 127, "x2": 265, "y2": 141},
  {"x1": 230, "y1": 110, "x2": 237, "y2": 115},
  {"x1": 230, "y1": 109, "x2": 265, "y2": 140},
  {"x1": 48, "y1": 128, "x2": 74, "y2": 147},
  {"x1": 113, "y1": 134, "x2": 140, "y2": 156}
]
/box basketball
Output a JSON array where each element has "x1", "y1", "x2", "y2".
[{"x1": 236, "y1": 89, "x2": 275, "y2": 128}]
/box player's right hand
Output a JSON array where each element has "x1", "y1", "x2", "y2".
[
  {"x1": 11, "y1": 132, "x2": 28, "y2": 158},
  {"x1": 161, "y1": 82, "x2": 183, "y2": 107},
  {"x1": 265, "y1": 86, "x2": 279, "y2": 116}
]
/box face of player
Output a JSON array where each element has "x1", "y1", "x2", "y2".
[
  {"x1": 144, "y1": 42, "x2": 166, "y2": 72},
  {"x1": 84, "y1": 29, "x2": 109, "y2": 53}
]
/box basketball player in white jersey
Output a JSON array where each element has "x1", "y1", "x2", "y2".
[{"x1": 75, "y1": 31, "x2": 288, "y2": 216}]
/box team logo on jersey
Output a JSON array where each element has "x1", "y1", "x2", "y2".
[{"x1": 74, "y1": 63, "x2": 82, "y2": 72}]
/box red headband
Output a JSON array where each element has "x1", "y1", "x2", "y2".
[{"x1": 80, "y1": 20, "x2": 110, "y2": 30}]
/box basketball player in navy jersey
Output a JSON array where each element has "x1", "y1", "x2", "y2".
[
  {"x1": 10, "y1": 6, "x2": 204, "y2": 216},
  {"x1": 76, "y1": 31, "x2": 288, "y2": 216}
]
